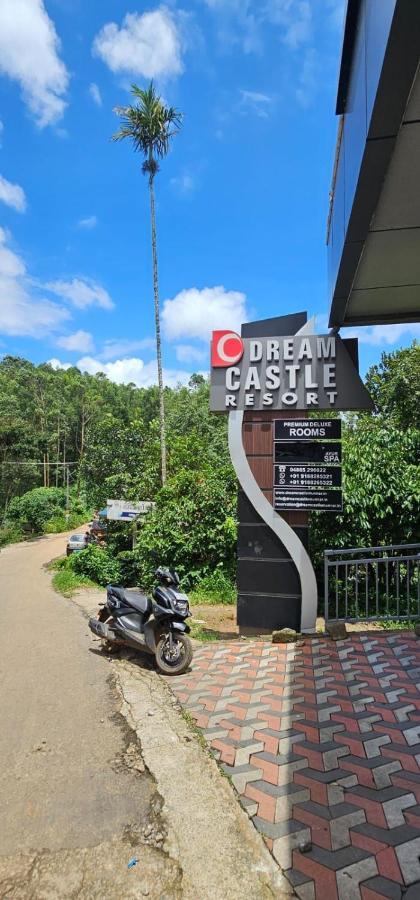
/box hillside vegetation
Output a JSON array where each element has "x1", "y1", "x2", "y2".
[{"x1": 0, "y1": 345, "x2": 418, "y2": 601}]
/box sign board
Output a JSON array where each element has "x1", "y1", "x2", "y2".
[
  {"x1": 274, "y1": 487, "x2": 343, "y2": 512},
  {"x1": 274, "y1": 442, "x2": 342, "y2": 465},
  {"x1": 274, "y1": 464, "x2": 342, "y2": 488},
  {"x1": 106, "y1": 499, "x2": 155, "y2": 521},
  {"x1": 210, "y1": 332, "x2": 373, "y2": 412},
  {"x1": 274, "y1": 418, "x2": 341, "y2": 441}
]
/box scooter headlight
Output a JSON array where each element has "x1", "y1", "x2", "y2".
[
  {"x1": 173, "y1": 592, "x2": 189, "y2": 615},
  {"x1": 174, "y1": 599, "x2": 189, "y2": 614}
]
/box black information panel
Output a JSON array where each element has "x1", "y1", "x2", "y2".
[
  {"x1": 274, "y1": 487, "x2": 343, "y2": 512},
  {"x1": 273, "y1": 417, "x2": 342, "y2": 512},
  {"x1": 274, "y1": 441, "x2": 342, "y2": 465},
  {"x1": 275, "y1": 419, "x2": 342, "y2": 441},
  {"x1": 274, "y1": 464, "x2": 342, "y2": 488}
]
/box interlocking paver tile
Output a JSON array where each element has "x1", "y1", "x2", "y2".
[
  {"x1": 167, "y1": 631, "x2": 420, "y2": 898},
  {"x1": 345, "y1": 783, "x2": 417, "y2": 827},
  {"x1": 361, "y1": 875, "x2": 403, "y2": 900}
]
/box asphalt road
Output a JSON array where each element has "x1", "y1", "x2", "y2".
[{"x1": 0, "y1": 531, "x2": 179, "y2": 898}]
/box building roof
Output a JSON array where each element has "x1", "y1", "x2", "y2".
[{"x1": 327, "y1": 0, "x2": 420, "y2": 328}]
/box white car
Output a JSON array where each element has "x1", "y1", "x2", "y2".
[{"x1": 66, "y1": 533, "x2": 88, "y2": 556}]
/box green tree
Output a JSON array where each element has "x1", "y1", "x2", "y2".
[
  {"x1": 310, "y1": 341, "x2": 420, "y2": 573},
  {"x1": 112, "y1": 82, "x2": 183, "y2": 485},
  {"x1": 7, "y1": 487, "x2": 66, "y2": 534},
  {"x1": 365, "y1": 341, "x2": 420, "y2": 428},
  {"x1": 132, "y1": 464, "x2": 237, "y2": 590}
]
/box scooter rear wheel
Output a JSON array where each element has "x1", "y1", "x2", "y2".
[{"x1": 155, "y1": 633, "x2": 193, "y2": 676}]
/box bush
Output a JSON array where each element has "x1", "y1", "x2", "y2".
[
  {"x1": 0, "y1": 523, "x2": 24, "y2": 547},
  {"x1": 190, "y1": 570, "x2": 236, "y2": 605},
  {"x1": 310, "y1": 421, "x2": 420, "y2": 573},
  {"x1": 70, "y1": 544, "x2": 122, "y2": 586},
  {"x1": 116, "y1": 550, "x2": 140, "y2": 586},
  {"x1": 7, "y1": 487, "x2": 66, "y2": 533},
  {"x1": 132, "y1": 465, "x2": 237, "y2": 591},
  {"x1": 43, "y1": 511, "x2": 90, "y2": 534}
]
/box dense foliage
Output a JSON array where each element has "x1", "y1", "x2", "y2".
[
  {"x1": 0, "y1": 343, "x2": 419, "y2": 597},
  {"x1": 311, "y1": 342, "x2": 420, "y2": 566},
  {"x1": 1, "y1": 485, "x2": 89, "y2": 544}
]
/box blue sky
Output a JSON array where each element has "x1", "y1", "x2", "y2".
[{"x1": 0, "y1": 0, "x2": 418, "y2": 387}]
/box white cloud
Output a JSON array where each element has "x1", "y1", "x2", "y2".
[
  {"x1": 326, "y1": 0, "x2": 346, "y2": 30},
  {"x1": 0, "y1": 121, "x2": 4, "y2": 147},
  {"x1": 175, "y1": 344, "x2": 207, "y2": 363},
  {"x1": 101, "y1": 337, "x2": 155, "y2": 360},
  {"x1": 89, "y1": 82, "x2": 102, "y2": 107},
  {"x1": 170, "y1": 172, "x2": 196, "y2": 194},
  {"x1": 239, "y1": 89, "x2": 272, "y2": 118},
  {"x1": 162, "y1": 285, "x2": 249, "y2": 342},
  {"x1": 0, "y1": 0, "x2": 69, "y2": 128},
  {"x1": 346, "y1": 323, "x2": 420, "y2": 346},
  {"x1": 76, "y1": 355, "x2": 192, "y2": 388},
  {"x1": 56, "y1": 330, "x2": 94, "y2": 353},
  {"x1": 0, "y1": 227, "x2": 25, "y2": 277},
  {"x1": 296, "y1": 47, "x2": 317, "y2": 107},
  {"x1": 204, "y1": 1, "x2": 260, "y2": 53},
  {"x1": 0, "y1": 174, "x2": 26, "y2": 212},
  {"x1": 203, "y1": 0, "x2": 312, "y2": 52},
  {"x1": 77, "y1": 215, "x2": 97, "y2": 229},
  {"x1": 93, "y1": 7, "x2": 183, "y2": 80},
  {"x1": 0, "y1": 229, "x2": 69, "y2": 337},
  {"x1": 267, "y1": 0, "x2": 312, "y2": 49},
  {"x1": 45, "y1": 277, "x2": 114, "y2": 310},
  {"x1": 314, "y1": 314, "x2": 420, "y2": 348},
  {"x1": 48, "y1": 358, "x2": 72, "y2": 371}
]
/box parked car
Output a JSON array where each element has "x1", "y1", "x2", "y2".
[{"x1": 66, "y1": 533, "x2": 88, "y2": 556}]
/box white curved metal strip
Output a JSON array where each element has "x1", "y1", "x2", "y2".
[{"x1": 228, "y1": 409, "x2": 317, "y2": 632}]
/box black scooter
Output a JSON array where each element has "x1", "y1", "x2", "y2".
[{"x1": 89, "y1": 566, "x2": 193, "y2": 675}]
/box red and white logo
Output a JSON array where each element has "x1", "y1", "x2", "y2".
[{"x1": 211, "y1": 330, "x2": 244, "y2": 367}]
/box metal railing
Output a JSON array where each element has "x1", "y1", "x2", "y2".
[{"x1": 324, "y1": 544, "x2": 420, "y2": 623}]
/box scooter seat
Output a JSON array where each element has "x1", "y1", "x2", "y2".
[
  {"x1": 108, "y1": 585, "x2": 151, "y2": 615},
  {"x1": 125, "y1": 590, "x2": 150, "y2": 614}
]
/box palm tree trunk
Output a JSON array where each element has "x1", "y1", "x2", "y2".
[{"x1": 148, "y1": 173, "x2": 167, "y2": 484}]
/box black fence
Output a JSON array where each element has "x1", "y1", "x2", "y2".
[{"x1": 324, "y1": 544, "x2": 420, "y2": 623}]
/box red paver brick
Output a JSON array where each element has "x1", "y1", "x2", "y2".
[
  {"x1": 376, "y1": 846, "x2": 403, "y2": 884},
  {"x1": 167, "y1": 631, "x2": 420, "y2": 899}
]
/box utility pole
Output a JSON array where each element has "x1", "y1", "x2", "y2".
[{"x1": 65, "y1": 466, "x2": 70, "y2": 520}]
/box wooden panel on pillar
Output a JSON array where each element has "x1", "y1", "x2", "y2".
[
  {"x1": 237, "y1": 409, "x2": 309, "y2": 634},
  {"x1": 236, "y1": 313, "x2": 312, "y2": 635},
  {"x1": 242, "y1": 409, "x2": 309, "y2": 529}
]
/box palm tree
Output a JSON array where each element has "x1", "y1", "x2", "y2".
[{"x1": 112, "y1": 82, "x2": 183, "y2": 484}]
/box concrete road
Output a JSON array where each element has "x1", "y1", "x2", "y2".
[
  {"x1": 0, "y1": 531, "x2": 180, "y2": 898},
  {"x1": 0, "y1": 531, "x2": 289, "y2": 899}
]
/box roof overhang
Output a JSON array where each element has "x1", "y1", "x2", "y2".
[{"x1": 328, "y1": 1, "x2": 420, "y2": 328}]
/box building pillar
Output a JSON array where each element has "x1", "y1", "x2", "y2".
[{"x1": 237, "y1": 409, "x2": 309, "y2": 635}]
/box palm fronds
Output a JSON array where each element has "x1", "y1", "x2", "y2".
[{"x1": 112, "y1": 82, "x2": 182, "y2": 170}]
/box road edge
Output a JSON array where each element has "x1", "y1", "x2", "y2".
[{"x1": 114, "y1": 659, "x2": 294, "y2": 899}]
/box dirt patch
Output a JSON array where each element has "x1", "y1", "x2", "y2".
[
  {"x1": 189, "y1": 606, "x2": 406, "y2": 641},
  {"x1": 191, "y1": 604, "x2": 238, "y2": 639}
]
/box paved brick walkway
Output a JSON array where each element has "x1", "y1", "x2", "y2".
[{"x1": 168, "y1": 632, "x2": 420, "y2": 900}]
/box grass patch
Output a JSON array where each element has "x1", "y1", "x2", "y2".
[
  {"x1": 371, "y1": 619, "x2": 417, "y2": 631},
  {"x1": 52, "y1": 568, "x2": 96, "y2": 597},
  {"x1": 49, "y1": 555, "x2": 97, "y2": 597},
  {"x1": 181, "y1": 710, "x2": 209, "y2": 751},
  {"x1": 189, "y1": 621, "x2": 220, "y2": 642},
  {"x1": 189, "y1": 571, "x2": 236, "y2": 607},
  {"x1": 189, "y1": 591, "x2": 235, "y2": 607}
]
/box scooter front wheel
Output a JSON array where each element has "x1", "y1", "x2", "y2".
[{"x1": 155, "y1": 632, "x2": 193, "y2": 676}]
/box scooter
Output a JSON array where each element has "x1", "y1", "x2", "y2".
[{"x1": 88, "y1": 566, "x2": 193, "y2": 675}]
